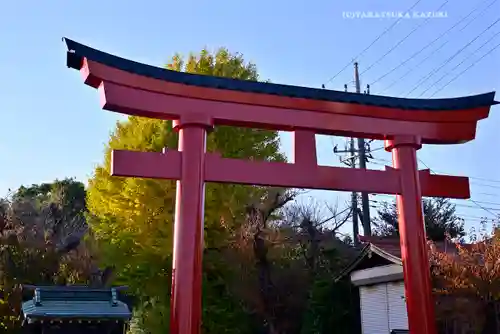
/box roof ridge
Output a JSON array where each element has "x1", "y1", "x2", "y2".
[{"x1": 63, "y1": 38, "x2": 498, "y2": 111}]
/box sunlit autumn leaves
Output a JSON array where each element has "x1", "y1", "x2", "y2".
[{"x1": 430, "y1": 229, "x2": 500, "y2": 331}]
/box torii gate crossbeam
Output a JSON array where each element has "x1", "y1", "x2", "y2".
[{"x1": 63, "y1": 38, "x2": 497, "y2": 334}]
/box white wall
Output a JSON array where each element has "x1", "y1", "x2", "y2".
[
  {"x1": 386, "y1": 281, "x2": 408, "y2": 330},
  {"x1": 360, "y1": 284, "x2": 389, "y2": 334},
  {"x1": 353, "y1": 265, "x2": 409, "y2": 334},
  {"x1": 359, "y1": 282, "x2": 408, "y2": 334}
]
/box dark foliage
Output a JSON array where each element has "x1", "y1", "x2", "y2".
[{"x1": 374, "y1": 198, "x2": 465, "y2": 241}]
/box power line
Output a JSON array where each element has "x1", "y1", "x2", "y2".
[
  {"x1": 369, "y1": 154, "x2": 500, "y2": 191},
  {"x1": 371, "y1": 157, "x2": 392, "y2": 163},
  {"x1": 323, "y1": 0, "x2": 425, "y2": 86},
  {"x1": 380, "y1": 1, "x2": 498, "y2": 94},
  {"x1": 361, "y1": 1, "x2": 449, "y2": 76},
  {"x1": 369, "y1": 156, "x2": 500, "y2": 217},
  {"x1": 417, "y1": 158, "x2": 500, "y2": 217},
  {"x1": 370, "y1": 201, "x2": 498, "y2": 222},
  {"x1": 476, "y1": 192, "x2": 500, "y2": 197},
  {"x1": 417, "y1": 158, "x2": 432, "y2": 170},
  {"x1": 334, "y1": 145, "x2": 386, "y2": 164},
  {"x1": 471, "y1": 182, "x2": 500, "y2": 190},
  {"x1": 420, "y1": 30, "x2": 500, "y2": 96},
  {"x1": 430, "y1": 40, "x2": 500, "y2": 96},
  {"x1": 370, "y1": 196, "x2": 500, "y2": 216},
  {"x1": 372, "y1": 0, "x2": 497, "y2": 88},
  {"x1": 469, "y1": 177, "x2": 500, "y2": 185},
  {"x1": 447, "y1": 202, "x2": 499, "y2": 214},
  {"x1": 458, "y1": 213, "x2": 498, "y2": 220},
  {"x1": 370, "y1": 158, "x2": 500, "y2": 186},
  {"x1": 459, "y1": 216, "x2": 496, "y2": 222},
  {"x1": 406, "y1": 17, "x2": 500, "y2": 97},
  {"x1": 371, "y1": 193, "x2": 500, "y2": 209},
  {"x1": 414, "y1": 161, "x2": 500, "y2": 184},
  {"x1": 417, "y1": 158, "x2": 500, "y2": 191},
  {"x1": 461, "y1": 199, "x2": 500, "y2": 207},
  {"x1": 370, "y1": 146, "x2": 385, "y2": 153}
]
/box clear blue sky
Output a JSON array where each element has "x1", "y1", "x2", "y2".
[{"x1": 1, "y1": 0, "x2": 499, "y2": 236}]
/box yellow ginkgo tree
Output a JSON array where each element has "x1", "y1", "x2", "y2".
[{"x1": 86, "y1": 48, "x2": 286, "y2": 334}]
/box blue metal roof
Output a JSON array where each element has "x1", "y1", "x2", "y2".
[
  {"x1": 63, "y1": 38, "x2": 498, "y2": 112},
  {"x1": 22, "y1": 286, "x2": 131, "y2": 321}
]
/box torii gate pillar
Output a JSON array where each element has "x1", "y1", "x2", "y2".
[
  {"x1": 170, "y1": 114, "x2": 212, "y2": 334},
  {"x1": 386, "y1": 136, "x2": 436, "y2": 334}
]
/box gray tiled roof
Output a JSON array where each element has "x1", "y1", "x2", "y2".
[
  {"x1": 22, "y1": 286, "x2": 131, "y2": 321},
  {"x1": 63, "y1": 38, "x2": 497, "y2": 112}
]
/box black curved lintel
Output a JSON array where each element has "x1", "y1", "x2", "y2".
[{"x1": 63, "y1": 38, "x2": 498, "y2": 111}]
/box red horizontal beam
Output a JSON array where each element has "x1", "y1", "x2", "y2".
[
  {"x1": 82, "y1": 59, "x2": 490, "y2": 124},
  {"x1": 99, "y1": 82, "x2": 478, "y2": 144},
  {"x1": 111, "y1": 149, "x2": 181, "y2": 179},
  {"x1": 204, "y1": 153, "x2": 400, "y2": 194},
  {"x1": 416, "y1": 169, "x2": 470, "y2": 199},
  {"x1": 111, "y1": 150, "x2": 470, "y2": 199}
]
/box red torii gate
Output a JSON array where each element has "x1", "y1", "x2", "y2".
[{"x1": 63, "y1": 38, "x2": 497, "y2": 334}]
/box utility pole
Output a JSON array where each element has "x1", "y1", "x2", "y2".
[
  {"x1": 349, "y1": 138, "x2": 359, "y2": 245},
  {"x1": 334, "y1": 138, "x2": 359, "y2": 245},
  {"x1": 354, "y1": 62, "x2": 372, "y2": 236},
  {"x1": 333, "y1": 63, "x2": 373, "y2": 245},
  {"x1": 334, "y1": 80, "x2": 360, "y2": 245}
]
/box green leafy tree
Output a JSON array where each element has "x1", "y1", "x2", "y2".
[
  {"x1": 86, "y1": 48, "x2": 285, "y2": 334},
  {"x1": 14, "y1": 178, "x2": 86, "y2": 216},
  {"x1": 374, "y1": 198, "x2": 466, "y2": 241}
]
